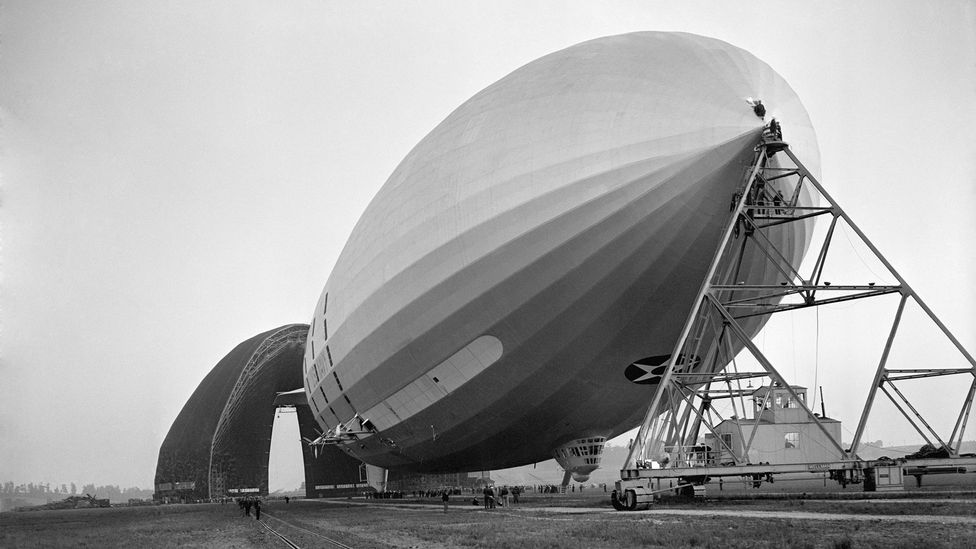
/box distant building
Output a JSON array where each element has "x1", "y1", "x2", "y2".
[{"x1": 386, "y1": 471, "x2": 485, "y2": 492}]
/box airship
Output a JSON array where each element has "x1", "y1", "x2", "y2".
[{"x1": 303, "y1": 31, "x2": 819, "y2": 482}]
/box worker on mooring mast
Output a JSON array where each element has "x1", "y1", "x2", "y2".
[{"x1": 769, "y1": 118, "x2": 782, "y2": 140}]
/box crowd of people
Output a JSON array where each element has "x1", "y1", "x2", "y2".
[
  {"x1": 478, "y1": 484, "x2": 522, "y2": 509},
  {"x1": 223, "y1": 481, "x2": 606, "y2": 518},
  {"x1": 236, "y1": 496, "x2": 262, "y2": 520},
  {"x1": 363, "y1": 483, "x2": 605, "y2": 505},
  {"x1": 364, "y1": 490, "x2": 405, "y2": 499}
]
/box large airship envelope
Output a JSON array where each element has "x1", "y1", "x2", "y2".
[{"x1": 304, "y1": 32, "x2": 820, "y2": 472}]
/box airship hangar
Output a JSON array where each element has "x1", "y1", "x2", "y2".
[
  {"x1": 155, "y1": 324, "x2": 369, "y2": 501},
  {"x1": 155, "y1": 31, "x2": 976, "y2": 503}
]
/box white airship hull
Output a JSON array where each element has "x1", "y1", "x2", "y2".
[{"x1": 304, "y1": 32, "x2": 819, "y2": 472}]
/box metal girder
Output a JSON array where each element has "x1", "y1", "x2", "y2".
[
  {"x1": 885, "y1": 369, "x2": 973, "y2": 381},
  {"x1": 620, "y1": 130, "x2": 976, "y2": 486},
  {"x1": 708, "y1": 292, "x2": 851, "y2": 460},
  {"x1": 783, "y1": 146, "x2": 976, "y2": 370},
  {"x1": 730, "y1": 287, "x2": 902, "y2": 319},
  {"x1": 622, "y1": 143, "x2": 771, "y2": 471},
  {"x1": 713, "y1": 284, "x2": 897, "y2": 291},
  {"x1": 885, "y1": 379, "x2": 951, "y2": 452},
  {"x1": 756, "y1": 208, "x2": 833, "y2": 229},
  {"x1": 950, "y1": 378, "x2": 976, "y2": 451},
  {"x1": 621, "y1": 456, "x2": 976, "y2": 481},
  {"x1": 739, "y1": 214, "x2": 807, "y2": 283}
]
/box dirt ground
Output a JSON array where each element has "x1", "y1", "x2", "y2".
[{"x1": 4, "y1": 492, "x2": 976, "y2": 548}]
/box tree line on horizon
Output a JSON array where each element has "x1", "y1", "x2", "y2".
[{"x1": 1, "y1": 481, "x2": 153, "y2": 502}]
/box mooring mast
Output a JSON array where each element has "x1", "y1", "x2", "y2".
[{"x1": 612, "y1": 125, "x2": 976, "y2": 510}]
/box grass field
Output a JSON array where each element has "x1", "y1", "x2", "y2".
[
  {"x1": 4, "y1": 492, "x2": 976, "y2": 548},
  {"x1": 0, "y1": 504, "x2": 264, "y2": 548}
]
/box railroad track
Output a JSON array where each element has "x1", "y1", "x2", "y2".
[
  {"x1": 259, "y1": 518, "x2": 301, "y2": 549},
  {"x1": 260, "y1": 513, "x2": 354, "y2": 549}
]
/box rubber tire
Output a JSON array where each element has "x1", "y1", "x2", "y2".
[
  {"x1": 624, "y1": 489, "x2": 637, "y2": 511},
  {"x1": 611, "y1": 489, "x2": 626, "y2": 511}
]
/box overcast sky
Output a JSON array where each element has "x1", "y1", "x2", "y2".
[{"x1": 2, "y1": 1, "x2": 973, "y2": 490}]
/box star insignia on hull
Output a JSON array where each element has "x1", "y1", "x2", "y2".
[{"x1": 624, "y1": 354, "x2": 700, "y2": 385}]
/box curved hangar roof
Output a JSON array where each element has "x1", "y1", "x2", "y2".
[
  {"x1": 304, "y1": 32, "x2": 820, "y2": 470},
  {"x1": 155, "y1": 324, "x2": 307, "y2": 499}
]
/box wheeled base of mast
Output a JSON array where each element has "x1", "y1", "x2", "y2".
[{"x1": 611, "y1": 128, "x2": 976, "y2": 510}]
